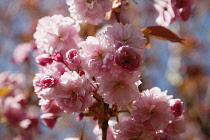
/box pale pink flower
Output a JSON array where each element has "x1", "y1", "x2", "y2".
[
  {"x1": 154, "y1": 0, "x2": 176, "y2": 27},
  {"x1": 12, "y1": 42, "x2": 34, "y2": 63},
  {"x1": 155, "y1": 116, "x2": 186, "y2": 139},
  {"x1": 54, "y1": 71, "x2": 93, "y2": 113},
  {"x1": 79, "y1": 36, "x2": 115, "y2": 76},
  {"x1": 114, "y1": 46, "x2": 143, "y2": 72},
  {"x1": 154, "y1": 0, "x2": 192, "y2": 26},
  {"x1": 33, "y1": 62, "x2": 66, "y2": 100},
  {"x1": 166, "y1": 116, "x2": 186, "y2": 135},
  {"x1": 34, "y1": 14, "x2": 80, "y2": 55},
  {"x1": 114, "y1": 120, "x2": 154, "y2": 140},
  {"x1": 66, "y1": 0, "x2": 112, "y2": 25},
  {"x1": 2, "y1": 96, "x2": 26, "y2": 124},
  {"x1": 131, "y1": 87, "x2": 173, "y2": 130},
  {"x1": 97, "y1": 72, "x2": 141, "y2": 106},
  {"x1": 105, "y1": 22, "x2": 146, "y2": 50}
]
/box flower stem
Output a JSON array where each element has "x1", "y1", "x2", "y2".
[{"x1": 102, "y1": 103, "x2": 109, "y2": 140}]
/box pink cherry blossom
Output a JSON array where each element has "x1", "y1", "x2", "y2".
[
  {"x1": 105, "y1": 22, "x2": 146, "y2": 50},
  {"x1": 54, "y1": 71, "x2": 93, "y2": 113},
  {"x1": 11, "y1": 42, "x2": 34, "y2": 63},
  {"x1": 2, "y1": 96, "x2": 26, "y2": 124},
  {"x1": 154, "y1": 0, "x2": 176, "y2": 27},
  {"x1": 114, "y1": 120, "x2": 155, "y2": 140},
  {"x1": 131, "y1": 87, "x2": 173, "y2": 130},
  {"x1": 79, "y1": 36, "x2": 115, "y2": 76},
  {"x1": 34, "y1": 14, "x2": 81, "y2": 55},
  {"x1": 154, "y1": 0, "x2": 192, "y2": 26},
  {"x1": 97, "y1": 72, "x2": 141, "y2": 106},
  {"x1": 33, "y1": 62, "x2": 66, "y2": 100},
  {"x1": 114, "y1": 45, "x2": 143, "y2": 72},
  {"x1": 166, "y1": 116, "x2": 186, "y2": 135},
  {"x1": 66, "y1": 0, "x2": 112, "y2": 25},
  {"x1": 155, "y1": 116, "x2": 186, "y2": 139}
]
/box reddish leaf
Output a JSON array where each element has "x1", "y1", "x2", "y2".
[{"x1": 140, "y1": 26, "x2": 185, "y2": 43}]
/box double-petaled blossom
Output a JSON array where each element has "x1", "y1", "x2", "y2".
[
  {"x1": 66, "y1": 0, "x2": 112, "y2": 25},
  {"x1": 33, "y1": 62, "x2": 66, "y2": 100},
  {"x1": 34, "y1": 14, "x2": 81, "y2": 55},
  {"x1": 114, "y1": 120, "x2": 154, "y2": 140},
  {"x1": 131, "y1": 87, "x2": 173, "y2": 130},
  {"x1": 105, "y1": 22, "x2": 146, "y2": 50},
  {"x1": 97, "y1": 72, "x2": 141, "y2": 106},
  {"x1": 79, "y1": 36, "x2": 115, "y2": 76},
  {"x1": 53, "y1": 71, "x2": 93, "y2": 113},
  {"x1": 155, "y1": 116, "x2": 186, "y2": 139}
]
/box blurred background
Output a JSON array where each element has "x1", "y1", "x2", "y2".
[{"x1": 0, "y1": 0, "x2": 210, "y2": 139}]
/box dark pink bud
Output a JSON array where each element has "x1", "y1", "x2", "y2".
[
  {"x1": 40, "y1": 75, "x2": 57, "y2": 88},
  {"x1": 170, "y1": 99, "x2": 184, "y2": 117},
  {"x1": 66, "y1": 49, "x2": 81, "y2": 69},
  {"x1": 36, "y1": 54, "x2": 53, "y2": 66},
  {"x1": 77, "y1": 69, "x2": 85, "y2": 76},
  {"x1": 66, "y1": 49, "x2": 77, "y2": 60},
  {"x1": 40, "y1": 113, "x2": 57, "y2": 129},
  {"x1": 52, "y1": 52, "x2": 63, "y2": 62}
]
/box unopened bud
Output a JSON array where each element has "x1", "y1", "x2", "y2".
[
  {"x1": 52, "y1": 52, "x2": 63, "y2": 62},
  {"x1": 40, "y1": 113, "x2": 57, "y2": 129},
  {"x1": 36, "y1": 54, "x2": 53, "y2": 66}
]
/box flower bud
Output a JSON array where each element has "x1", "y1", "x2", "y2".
[
  {"x1": 40, "y1": 113, "x2": 57, "y2": 129},
  {"x1": 52, "y1": 52, "x2": 63, "y2": 62},
  {"x1": 169, "y1": 99, "x2": 184, "y2": 117},
  {"x1": 36, "y1": 54, "x2": 53, "y2": 66},
  {"x1": 77, "y1": 69, "x2": 85, "y2": 76},
  {"x1": 66, "y1": 49, "x2": 81, "y2": 69}
]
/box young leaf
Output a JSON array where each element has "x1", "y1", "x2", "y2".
[{"x1": 140, "y1": 26, "x2": 185, "y2": 43}]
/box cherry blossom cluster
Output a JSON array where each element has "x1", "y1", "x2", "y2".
[
  {"x1": 0, "y1": 72, "x2": 40, "y2": 139},
  {"x1": 114, "y1": 87, "x2": 185, "y2": 139},
  {"x1": 31, "y1": 0, "x2": 190, "y2": 139}
]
